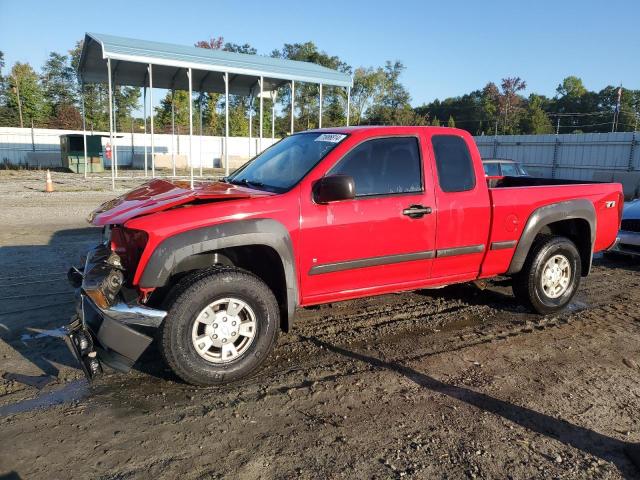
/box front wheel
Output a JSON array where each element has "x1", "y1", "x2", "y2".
[
  {"x1": 160, "y1": 267, "x2": 279, "y2": 386},
  {"x1": 512, "y1": 235, "x2": 582, "y2": 314}
]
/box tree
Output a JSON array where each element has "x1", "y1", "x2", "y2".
[
  {"x1": 195, "y1": 37, "x2": 224, "y2": 50},
  {"x1": 556, "y1": 76, "x2": 587, "y2": 98},
  {"x1": 499, "y1": 77, "x2": 527, "y2": 134},
  {"x1": 271, "y1": 41, "x2": 351, "y2": 132},
  {"x1": 5, "y1": 62, "x2": 45, "y2": 127},
  {"x1": 42, "y1": 53, "x2": 76, "y2": 109},
  {"x1": 70, "y1": 40, "x2": 109, "y2": 131},
  {"x1": 521, "y1": 94, "x2": 553, "y2": 134},
  {"x1": 347, "y1": 67, "x2": 385, "y2": 125},
  {"x1": 366, "y1": 61, "x2": 415, "y2": 125},
  {"x1": 447, "y1": 115, "x2": 455, "y2": 128}
]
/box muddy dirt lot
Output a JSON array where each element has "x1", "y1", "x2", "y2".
[{"x1": 0, "y1": 171, "x2": 639, "y2": 479}]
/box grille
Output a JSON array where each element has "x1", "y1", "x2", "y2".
[{"x1": 621, "y1": 219, "x2": 640, "y2": 233}]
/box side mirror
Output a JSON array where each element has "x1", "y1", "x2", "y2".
[{"x1": 312, "y1": 175, "x2": 355, "y2": 204}]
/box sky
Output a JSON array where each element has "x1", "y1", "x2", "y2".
[{"x1": 1, "y1": 0, "x2": 638, "y2": 107}]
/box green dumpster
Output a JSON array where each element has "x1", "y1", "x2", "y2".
[{"x1": 60, "y1": 134, "x2": 104, "y2": 173}]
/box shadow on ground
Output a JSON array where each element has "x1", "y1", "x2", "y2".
[{"x1": 304, "y1": 336, "x2": 640, "y2": 479}]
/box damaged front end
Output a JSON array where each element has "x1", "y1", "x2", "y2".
[{"x1": 65, "y1": 229, "x2": 166, "y2": 380}]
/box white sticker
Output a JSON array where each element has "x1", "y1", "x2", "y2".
[{"x1": 315, "y1": 133, "x2": 346, "y2": 143}]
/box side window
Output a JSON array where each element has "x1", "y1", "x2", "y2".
[
  {"x1": 330, "y1": 137, "x2": 422, "y2": 196},
  {"x1": 500, "y1": 162, "x2": 518, "y2": 176},
  {"x1": 432, "y1": 135, "x2": 476, "y2": 192},
  {"x1": 483, "y1": 162, "x2": 500, "y2": 176}
]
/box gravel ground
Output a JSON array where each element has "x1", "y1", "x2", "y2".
[{"x1": 0, "y1": 171, "x2": 639, "y2": 479}]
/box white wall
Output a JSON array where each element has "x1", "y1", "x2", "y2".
[{"x1": 0, "y1": 127, "x2": 279, "y2": 170}]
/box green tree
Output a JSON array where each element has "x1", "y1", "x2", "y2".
[
  {"x1": 42, "y1": 53, "x2": 76, "y2": 107},
  {"x1": 5, "y1": 62, "x2": 46, "y2": 127},
  {"x1": 366, "y1": 61, "x2": 415, "y2": 125},
  {"x1": 350, "y1": 67, "x2": 385, "y2": 125},
  {"x1": 447, "y1": 115, "x2": 455, "y2": 127},
  {"x1": 521, "y1": 94, "x2": 553, "y2": 134},
  {"x1": 70, "y1": 40, "x2": 109, "y2": 131},
  {"x1": 556, "y1": 76, "x2": 587, "y2": 98},
  {"x1": 271, "y1": 41, "x2": 351, "y2": 132}
]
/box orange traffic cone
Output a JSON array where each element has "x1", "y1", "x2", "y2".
[{"x1": 45, "y1": 170, "x2": 54, "y2": 193}]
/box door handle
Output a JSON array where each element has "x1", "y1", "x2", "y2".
[{"x1": 402, "y1": 204, "x2": 432, "y2": 219}]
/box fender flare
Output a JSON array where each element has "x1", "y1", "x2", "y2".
[
  {"x1": 507, "y1": 199, "x2": 596, "y2": 275},
  {"x1": 139, "y1": 219, "x2": 298, "y2": 328}
]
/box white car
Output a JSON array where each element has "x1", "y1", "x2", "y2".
[{"x1": 610, "y1": 199, "x2": 640, "y2": 257}]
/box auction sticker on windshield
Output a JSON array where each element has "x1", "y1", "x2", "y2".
[{"x1": 315, "y1": 133, "x2": 346, "y2": 143}]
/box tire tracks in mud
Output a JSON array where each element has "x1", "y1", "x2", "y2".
[{"x1": 121, "y1": 292, "x2": 639, "y2": 423}]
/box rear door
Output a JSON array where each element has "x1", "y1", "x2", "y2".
[
  {"x1": 298, "y1": 134, "x2": 437, "y2": 303},
  {"x1": 427, "y1": 133, "x2": 491, "y2": 279}
]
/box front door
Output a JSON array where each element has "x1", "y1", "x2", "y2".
[{"x1": 299, "y1": 135, "x2": 437, "y2": 304}]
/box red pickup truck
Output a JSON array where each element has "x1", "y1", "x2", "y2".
[{"x1": 65, "y1": 126, "x2": 623, "y2": 386}]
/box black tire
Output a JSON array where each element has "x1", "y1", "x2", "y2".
[
  {"x1": 512, "y1": 235, "x2": 582, "y2": 314},
  {"x1": 160, "y1": 266, "x2": 279, "y2": 386}
]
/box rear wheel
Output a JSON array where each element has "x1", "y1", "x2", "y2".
[
  {"x1": 512, "y1": 235, "x2": 581, "y2": 314},
  {"x1": 160, "y1": 267, "x2": 279, "y2": 386}
]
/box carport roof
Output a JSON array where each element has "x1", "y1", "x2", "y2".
[{"x1": 78, "y1": 32, "x2": 352, "y2": 96}]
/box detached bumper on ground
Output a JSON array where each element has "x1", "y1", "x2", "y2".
[{"x1": 64, "y1": 246, "x2": 167, "y2": 380}]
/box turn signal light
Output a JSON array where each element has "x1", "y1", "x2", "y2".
[{"x1": 85, "y1": 289, "x2": 110, "y2": 309}]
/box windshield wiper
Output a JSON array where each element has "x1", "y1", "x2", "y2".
[{"x1": 231, "y1": 178, "x2": 265, "y2": 188}]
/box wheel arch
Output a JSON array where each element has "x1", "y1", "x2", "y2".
[
  {"x1": 507, "y1": 200, "x2": 596, "y2": 276},
  {"x1": 139, "y1": 219, "x2": 298, "y2": 331}
]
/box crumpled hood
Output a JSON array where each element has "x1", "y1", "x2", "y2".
[{"x1": 88, "y1": 178, "x2": 273, "y2": 226}]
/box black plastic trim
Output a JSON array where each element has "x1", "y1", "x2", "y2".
[
  {"x1": 436, "y1": 244, "x2": 485, "y2": 258},
  {"x1": 309, "y1": 250, "x2": 435, "y2": 275},
  {"x1": 490, "y1": 240, "x2": 518, "y2": 250},
  {"x1": 506, "y1": 199, "x2": 596, "y2": 275},
  {"x1": 139, "y1": 219, "x2": 298, "y2": 328}
]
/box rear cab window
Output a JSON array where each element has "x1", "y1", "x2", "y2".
[
  {"x1": 432, "y1": 135, "x2": 476, "y2": 192},
  {"x1": 330, "y1": 136, "x2": 423, "y2": 197},
  {"x1": 483, "y1": 162, "x2": 500, "y2": 176}
]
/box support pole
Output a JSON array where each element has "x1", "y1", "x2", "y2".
[
  {"x1": 346, "y1": 86, "x2": 351, "y2": 127},
  {"x1": 81, "y1": 82, "x2": 88, "y2": 179},
  {"x1": 290, "y1": 80, "x2": 295, "y2": 134},
  {"x1": 171, "y1": 88, "x2": 176, "y2": 177},
  {"x1": 148, "y1": 64, "x2": 155, "y2": 178},
  {"x1": 112, "y1": 80, "x2": 118, "y2": 178},
  {"x1": 188, "y1": 68, "x2": 194, "y2": 189},
  {"x1": 259, "y1": 76, "x2": 263, "y2": 153},
  {"x1": 199, "y1": 93, "x2": 203, "y2": 177},
  {"x1": 143, "y1": 86, "x2": 148, "y2": 177},
  {"x1": 319, "y1": 83, "x2": 323, "y2": 128},
  {"x1": 249, "y1": 94, "x2": 253, "y2": 158},
  {"x1": 107, "y1": 58, "x2": 115, "y2": 190},
  {"x1": 271, "y1": 91, "x2": 277, "y2": 141},
  {"x1": 224, "y1": 72, "x2": 229, "y2": 177}
]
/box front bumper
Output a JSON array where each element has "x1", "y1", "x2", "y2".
[
  {"x1": 64, "y1": 247, "x2": 167, "y2": 380},
  {"x1": 610, "y1": 230, "x2": 640, "y2": 256}
]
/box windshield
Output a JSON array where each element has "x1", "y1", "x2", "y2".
[{"x1": 226, "y1": 132, "x2": 348, "y2": 192}]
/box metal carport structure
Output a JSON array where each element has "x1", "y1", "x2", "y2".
[{"x1": 77, "y1": 32, "x2": 353, "y2": 189}]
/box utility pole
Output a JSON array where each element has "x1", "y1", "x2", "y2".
[
  {"x1": 556, "y1": 117, "x2": 560, "y2": 135},
  {"x1": 612, "y1": 85, "x2": 622, "y2": 133},
  {"x1": 13, "y1": 75, "x2": 23, "y2": 128}
]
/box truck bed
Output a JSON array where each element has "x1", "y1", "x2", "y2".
[
  {"x1": 489, "y1": 175, "x2": 602, "y2": 188},
  {"x1": 480, "y1": 178, "x2": 623, "y2": 278}
]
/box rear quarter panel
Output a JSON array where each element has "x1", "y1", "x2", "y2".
[{"x1": 481, "y1": 182, "x2": 622, "y2": 277}]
